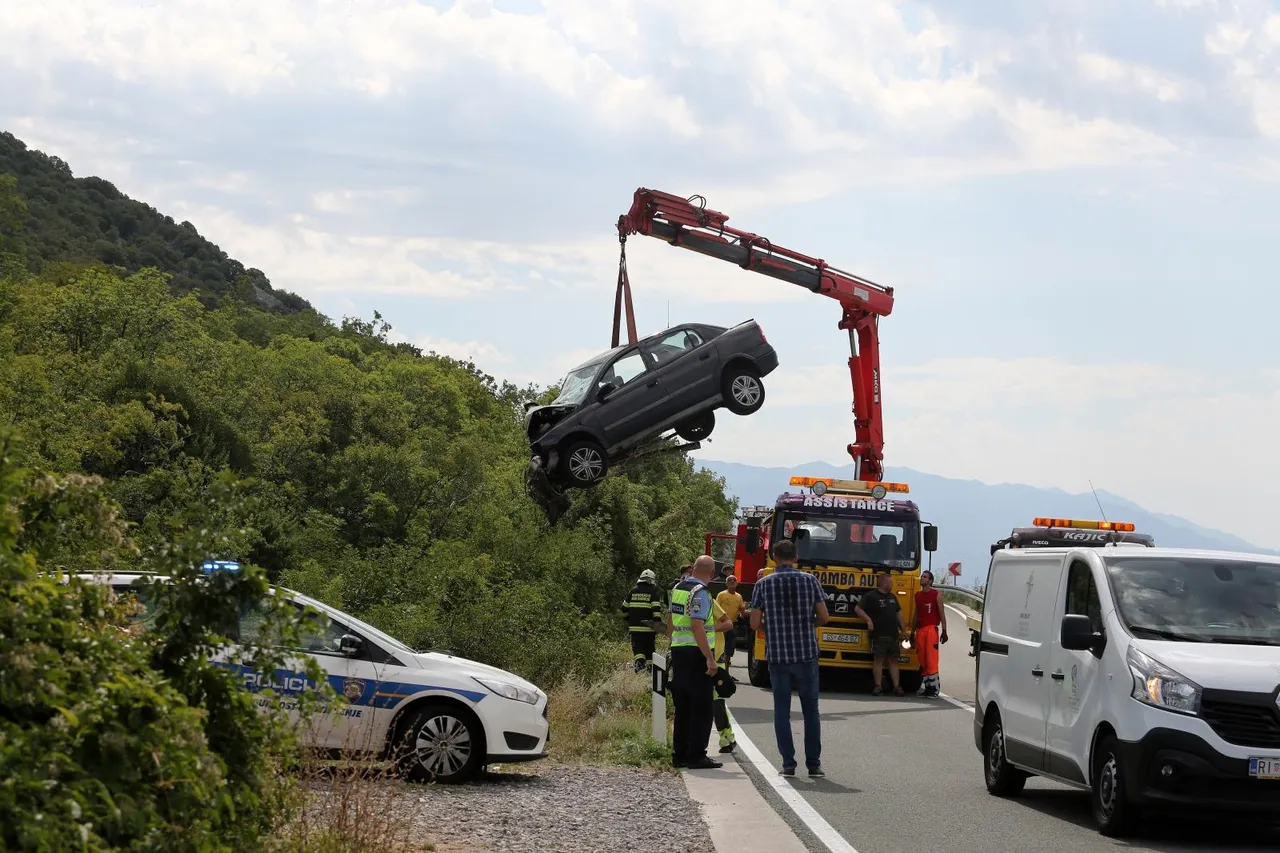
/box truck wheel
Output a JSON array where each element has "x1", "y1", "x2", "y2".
[
  {"x1": 746, "y1": 630, "x2": 770, "y2": 687},
  {"x1": 676, "y1": 410, "x2": 715, "y2": 442},
  {"x1": 899, "y1": 670, "x2": 923, "y2": 694},
  {"x1": 721, "y1": 365, "x2": 765, "y2": 415},
  {"x1": 983, "y1": 713, "x2": 1028, "y2": 797},
  {"x1": 392, "y1": 702, "x2": 485, "y2": 784},
  {"x1": 1092, "y1": 734, "x2": 1136, "y2": 837},
  {"x1": 560, "y1": 439, "x2": 608, "y2": 487}
]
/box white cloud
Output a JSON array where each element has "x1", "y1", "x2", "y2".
[{"x1": 392, "y1": 332, "x2": 507, "y2": 365}]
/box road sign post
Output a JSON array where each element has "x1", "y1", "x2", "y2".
[{"x1": 651, "y1": 652, "x2": 667, "y2": 745}]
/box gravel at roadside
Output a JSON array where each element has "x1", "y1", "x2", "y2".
[{"x1": 298, "y1": 762, "x2": 714, "y2": 853}]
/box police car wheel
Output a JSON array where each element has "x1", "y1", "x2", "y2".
[{"x1": 394, "y1": 703, "x2": 484, "y2": 784}]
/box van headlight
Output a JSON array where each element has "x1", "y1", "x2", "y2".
[
  {"x1": 1127, "y1": 645, "x2": 1201, "y2": 715},
  {"x1": 472, "y1": 676, "x2": 540, "y2": 705}
]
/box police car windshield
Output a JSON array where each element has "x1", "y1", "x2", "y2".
[
  {"x1": 1103, "y1": 555, "x2": 1280, "y2": 645},
  {"x1": 777, "y1": 513, "x2": 919, "y2": 570},
  {"x1": 301, "y1": 597, "x2": 417, "y2": 654}
]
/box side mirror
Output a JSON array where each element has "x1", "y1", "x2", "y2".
[
  {"x1": 339, "y1": 634, "x2": 364, "y2": 657},
  {"x1": 923, "y1": 525, "x2": 938, "y2": 553},
  {"x1": 1060, "y1": 614, "x2": 1105, "y2": 657},
  {"x1": 596, "y1": 383, "x2": 614, "y2": 402}
]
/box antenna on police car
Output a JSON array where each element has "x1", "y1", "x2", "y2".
[{"x1": 1089, "y1": 480, "x2": 1109, "y2": 524}]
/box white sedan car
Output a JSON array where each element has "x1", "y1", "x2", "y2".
[{"x1": 82, "y1": 570, "x2": 549, "y2": 784}]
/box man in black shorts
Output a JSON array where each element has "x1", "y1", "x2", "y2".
[{"x1": 855, "y1": 571, "x2": 907, "y2": 696}]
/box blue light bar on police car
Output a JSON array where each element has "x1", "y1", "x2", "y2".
[{"x1": 201, "y1": 560, "x2": 241, "y2": 574}]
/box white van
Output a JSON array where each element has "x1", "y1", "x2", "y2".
[
  {"x1": 82, "y1": 570, "x2": 550, "y2": 784},
  {"x1": 973, "y1": 518, "x2": 1280, "y2": 836}
]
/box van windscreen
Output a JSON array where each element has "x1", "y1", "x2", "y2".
[{"x1": 1103, "y1": 556, "x2": 1280, "y2": 646}]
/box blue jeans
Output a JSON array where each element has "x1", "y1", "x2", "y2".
[{"x1": 770, "y1": 657, "x2": 821, "y2": 770}]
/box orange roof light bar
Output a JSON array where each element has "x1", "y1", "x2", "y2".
[
  {"x1": 789, "y1": 476, "x2": 910, "y2": 499},
  {"x1": 1032, "y1": 517, "x2": 1136, "y2": 532}
]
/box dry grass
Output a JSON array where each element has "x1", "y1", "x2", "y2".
[
  {"x1": 267, "y1": 755, "x2": 432, "y2": 853},
  {"x1": 544, "y1": 648, "x2": 674, "y2": 772}
]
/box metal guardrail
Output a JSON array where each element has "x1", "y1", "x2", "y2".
[{"x1": 938, "y1": 586, "x2": 985, "y2": 609}]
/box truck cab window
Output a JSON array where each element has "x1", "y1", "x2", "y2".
[{"x1": 1066, "y1": 561, "x2": 1103, "y2": 633}]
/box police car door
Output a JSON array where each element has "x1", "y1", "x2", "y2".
[{"x1": 238, "y1": 598, "x2": 381, "y2": 753}]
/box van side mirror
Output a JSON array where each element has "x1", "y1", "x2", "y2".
[
  {"x1": 923, "y1": 525, "x2": 938, "y2": 553},
  {"x1": 1060, "y1": 614, "x2": 1105, "y2": 657}
]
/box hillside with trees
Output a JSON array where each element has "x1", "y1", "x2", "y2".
[
  {"x1": 0, "y1": 131, "x2": 310, "y2": 314},
  {"x1": 0, "y1": 132, "x2": 736, "y2": 688}
]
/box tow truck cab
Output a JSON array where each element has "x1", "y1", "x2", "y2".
[{"x1": 729, "y1": 475, "x2": 938, "y2": 692}]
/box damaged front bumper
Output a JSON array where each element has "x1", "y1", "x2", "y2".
[{"x1": 524, "y1": 455, "x2": 571, "y2": 526}]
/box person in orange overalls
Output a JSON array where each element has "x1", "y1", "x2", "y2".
[{"x1": 912, "y1": 570, "x2": 948, "y2": 697}]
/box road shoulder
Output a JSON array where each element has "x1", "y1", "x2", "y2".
[{"x1": 681, "y1": 733, "x2": 812, "y2": 853}]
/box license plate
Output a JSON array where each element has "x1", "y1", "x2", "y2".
[
  {"x1": 820, "y1": 631, "x2": 861, "y2": 645},
  {"x1": 1249, "y1": 757, "x2": 1280, "y2": 780}
]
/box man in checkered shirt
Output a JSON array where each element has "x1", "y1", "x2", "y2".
[{"x1": 748, "y1": 538, "x2": 831, "y2": 776}]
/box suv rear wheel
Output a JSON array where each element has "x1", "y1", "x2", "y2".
[{"x1": 722, "y1": 364, "x2": 765, "y2": 415}]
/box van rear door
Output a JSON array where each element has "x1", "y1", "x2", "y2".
[{"x1": 987, "y1": 553, "x2": 1069, "y2": 772}]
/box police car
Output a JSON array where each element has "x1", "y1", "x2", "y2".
[
  {"x1": 83, "y1": 567, "x2": 550, "y2": 784},
  {"x1": 974, "y1": 518, "x2": 1280, "y2": 836}
]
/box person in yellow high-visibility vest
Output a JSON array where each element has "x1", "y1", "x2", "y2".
[
  {"x1": 665, "y1": 555, "x2": 721, "y2": 770},
  {"x1": 711, "y1": 596, "x2": 738, "y2": 753}
]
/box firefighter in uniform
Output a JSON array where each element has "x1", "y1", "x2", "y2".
[
  {"x1": 621, "y1": 569, "x2": 664, "y2": 673},
  {"x1": 666, "y1": 555, "x2": 721, "y2": 770}
]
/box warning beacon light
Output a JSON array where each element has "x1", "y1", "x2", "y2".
[
  {"x1": 1032, "y1": 517, "x2": 1136, "y2": 532},
  {"x1": 789, "y1": 476, "x2": 910, "y2": 500}
]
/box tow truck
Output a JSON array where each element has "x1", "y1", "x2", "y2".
[
  {"x1": 708, "y1": 475, "x2": 938, "y2": 691},
  {"x1": 964, "y1": 517, "x2": 1156, "y2": 657}
]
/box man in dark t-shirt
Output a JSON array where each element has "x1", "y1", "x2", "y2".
[{"x1": 855, "y1": 572, "x2": 906, "y2": 696}]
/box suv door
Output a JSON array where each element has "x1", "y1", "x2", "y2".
[
  {"x1": 640, "y1": 328, "x2": 719, "y2": 412},
  {"x1": 593, "y1": 347, "x2": 671, "y2": 448},
  {"x1": 1045, "y1": 559, "x2": 1106, "y2": 784}
]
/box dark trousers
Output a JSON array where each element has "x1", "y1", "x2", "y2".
[
  {"x1": 670, "y1": 646, "x2": 715, "y2": 765},
  {"x1": 630, "y1": 630, "x2": 656, "y2": 670},
  {"x1": 722, "y1": 628, "x2": 737, "y2": 664}
]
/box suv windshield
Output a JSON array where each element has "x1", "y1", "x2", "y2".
[
  {"x1": 552, "y1": 358, "x2": 605, "y2": 407},
  {"x1": 1103, "y1": 555, "x2": 1280, "y2": 645},
  {"x1": 776, "y1": 513, "x2": 919, "y2": 570}
]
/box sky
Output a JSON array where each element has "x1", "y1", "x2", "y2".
[{"x1": 3, "y1": 0, "x2": 1280, "y2": 548}]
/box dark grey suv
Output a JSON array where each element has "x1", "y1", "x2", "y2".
[{"x1": 523, "y1": 320, "x2": 778, "y2": 515}]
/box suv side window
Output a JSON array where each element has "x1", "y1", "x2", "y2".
[
  {"x1": 1065, "y1": 561, "x2": 1103, "y2": 633},
  {"x1": 648, "y1": 329, "x2": 703, "y2": 365},
  {"x1": 600, "y1": 350, "x2": 649, "y2": 389}
]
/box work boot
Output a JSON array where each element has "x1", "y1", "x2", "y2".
[{"x1": 718, "y1": 728, "x2": 737, "y2": 753}]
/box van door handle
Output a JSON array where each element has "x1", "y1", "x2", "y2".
[
  {"x1": 1050, "y1": 671, "x2": 1065, "y2": 681},
  {"x1": 1031, "y1": 668, "x2": 1044, "y2": 677}
]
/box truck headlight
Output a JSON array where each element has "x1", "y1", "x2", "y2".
[
  {"x1": 472, "y1": 676, "x2": 540, "y2": 705},
  {"x1": 1127, "y1": 645, "x2": 1200, "y2": 715}
]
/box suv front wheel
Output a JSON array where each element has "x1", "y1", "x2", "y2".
[{"x1": 560, "y1": 438, "x2": 608, "y2": 487}]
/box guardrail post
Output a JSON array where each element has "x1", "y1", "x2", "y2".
[{"x1": 651, "y1": 652, "x2": 667, "y2": 745}]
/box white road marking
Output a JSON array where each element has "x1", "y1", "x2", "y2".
[
  {"x1": 725, "y1": 707, "x2": 860, "y2": 853},
  {"x1": 941, "y1": 604, "x2": 977, "y2": 713}
]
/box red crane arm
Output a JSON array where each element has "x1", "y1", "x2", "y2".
[{"x1": 613, "y1": 188, "x2": 894, "y2": 481}]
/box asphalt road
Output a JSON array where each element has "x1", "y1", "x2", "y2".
[{"x1": 720, "y1": 606, "x2": 1280, "y2": 853}]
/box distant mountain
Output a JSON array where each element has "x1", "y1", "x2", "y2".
[
  {"x1": 695, "y1": 459, "x2": 1278, "y2": 587},
  {"x1": 0, "y1": 131, "x2": 310, "y2": 314}
]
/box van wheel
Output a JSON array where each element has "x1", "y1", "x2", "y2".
[
  {"x1": 746, "y1": 630, "x2": 770, "y2": 687},
  {"x1": 392, "y1": 702, "x2": 484, "y2": 784},
  {"x1": 983, "y1": 715, "x2": 1027, "y2": 796},
  {"x1": 1092, "y1": 735, "x2": 1135, "y2": 837}
]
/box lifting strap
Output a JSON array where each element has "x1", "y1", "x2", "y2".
[{"x1": 612, "y1": 234, "x2": 638, "y2": 348}]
